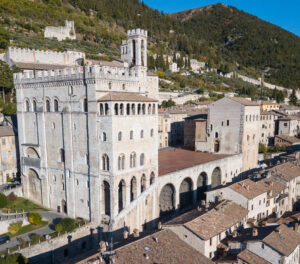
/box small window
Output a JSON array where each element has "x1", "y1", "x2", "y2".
[
  {"x1": 32, "y1": 100, "x2": 37, "y2": 112},
  {"x1": 83, "y1": 98, "x2": 88, "y2": 112},
  {"x1": 46, "y1": 99, "x2": 51, "y2": 112},
  {"x1": 227, "y1": 120, "x2": 229, "y2": 126},
  {"x1": 140, "y1": 153, "x2": 145, "y2": 166},
  {"x1": 54, "y1": 99, "x2": 59, "y2": 112},
  {"x1": 150, "y1": 129, "x2": 154, "y2": 137},
  {"x1": 215, "y1": 132, "x2": 218, "y2": 138},
  {"x1": 102, "y1": 132, "x2": 107, "y2": 142},
  {"x1": 122, "y1": 84, "x2": 125, "y2": 90},
  {"x1": 59, "y1": 148, "x2": 65, "y2": 163},
  {"x1": 118, "y1": 132, "x2": 122, "y2": 141},
  {"x1": 261, "y1": 243, "x2": 264, "y2": 249},
  {"x1": 130, "y1": 131, "x2": 133, "y2": 140},
  {"x1": 140, "y1": 130, "x2": 144, "y2": 138},
  {"x1": 109, "y1": 82, "x2": 112, "y2": 90},
  {"x1": 25, "y1": 100, "x2": 30, "y2": 112}
]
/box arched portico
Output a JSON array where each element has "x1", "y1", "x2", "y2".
[
  {"x1": 26, "y1": 169, "x2": 42, "y2": 204},
  {"x1": 179, "y1": 178, "x2": 193, "y2": 209},
  {"x1": 211, "y1": 167, "x2": 222, "y2": 189},
  {"x1": 159, "y1": 184, "x2": 175, "y2": 216},
  {"x1": 197, "y1": 172, "x2": 207, "y2": 201}
]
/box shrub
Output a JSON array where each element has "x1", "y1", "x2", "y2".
[
  {"x1": 9, "y1": 222, "x2": 22, "y2": 235},
  {"x1": 55, "y1": 223, "x2": 63, "y2": 233},
  {"x1": 17, "y1": 238, "x2": 27, "y2": 248},
  {"x1": 30, "y1": 234, "x2": 41, "y2": 244},
  {"x1": 259, "y1": 143, "x2": 267, "y2": 154},
  {"x1": 0, "y1": 193, "x2": 8, "y2": 208},
  {"x1": 0, "y1": 253, "x2": 28, "y2": 264},
  {"x1": 7, "y1": 192, "x2": 17, "y2": 202},
  {"x1": 59, "y1": 218, "x2": 77, "y2": 233},
  {"x1": 28, "y1": 213, "x2": 42, "y2": 225}
]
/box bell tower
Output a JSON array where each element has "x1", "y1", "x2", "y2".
[{"x1": 121, "y1": 29, "x2": 148, "y2": 71}]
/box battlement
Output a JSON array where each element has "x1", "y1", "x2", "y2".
[
  {"x1": 127, "y1": 28, "x2": 148, "y2": 37},
  {"x1": 8, "y1": 47, "x2": 84, "y2": 57},
  {"x1": 13, "y1": 65, "x2": 142, "y2": 84}
]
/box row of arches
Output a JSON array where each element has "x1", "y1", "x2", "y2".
[
  {"x1": 159, "y1": 168, "x2": 221, "y2": 215},
  {"x1": 99, "y1": 102, "x2": 156, "y2": 116},
  {"x1": 102, "y1": 172, "x2": 155, "y2": 215}
]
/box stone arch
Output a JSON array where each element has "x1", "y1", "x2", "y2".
[
  {"x1": 141, "y1": 174, "x2": 146, "y2": 193},
  {"x1": 126, "y1": 103, "x2": 130, "y2": 115},
  {"x1": 103, "y1": 181, "x2": 110, "y2": 215},
  {"x1": 26, "y1": 147, "x2": 40, "y2": 159},
  {"x1": 118, "y1": 180, "x2": 126, "y2": 213},
  {"x1": 25, "y1": 99, "x2": 30, "y2": 112},
  {"x1": 211, "y1": 167, "x2": 221, "y2": 189},
  {"x1": 27, "y1": 169, "x2": 42, "y2": 204},
  {"x1": 32, "y1": 99, "x2": 37, "y2": 112},
  {"x1": 179, "y1": 177, "x2": 193, "y2": 209},
  {"x1": 159, "y1": 184, "x2": 175, "y2": 216},
  {"x1": 214, "y1": 140, "x2": 220, "y2": 152},
  {"x1": 54, "y1": 98, "x2": 59, "y2": 112},
  {"x1": 114, "y1": 103, "x2": 119, "y2": 115},
  {"x1": 197, "y1": 172, "x2": 207, "y2": 201},
  {"x1": 130, "y1": 176, "x2": 137, "y2": 201},
  {"x1": 61, "y1": 199, "x2": 67, "y2": 214}
]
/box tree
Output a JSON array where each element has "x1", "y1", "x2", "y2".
[
  {"x1": 259, "y1": 143, "x2": 267, "y2": 154},
  {"x1": 289, "y1": 89, "x2": 297, "y2": 105},
  {"x1": 28, "y1": 213, "x2": 42, "y2": 225},
  {"x1": 55, "y1": 223, "x2": 63, "y2": 233},
  {"x1": 161, "y1": 99, "x2": 175, "y2": 108},
  {"x1": 9, "y1": 222, "x2": 22, "y2": 235},
  {"x1": 59, "y1": 218, "x2": 77, "y2": 233},
  {"x1": 0, "y1": 253, "x2": 28, "y2": 264},
  {"x1": 0, "y1": 193, "x2": 8, "y2": 208}
]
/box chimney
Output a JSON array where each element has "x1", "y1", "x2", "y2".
[
  {"x1": 123, "y1": 230, "x2": 128, "y2": 239},
  {"x1": 144, "y1": 253, "x2": 149, "y2": 260},
  {"x1": 232, "y1": 230, "x2": 237, "y2": 238},
  {"x1": 252, "y1": 228, "x2": 258, "y2": 237},
  {"x1": 133, "y1": 229, "x2": 140, "y2": 238}
]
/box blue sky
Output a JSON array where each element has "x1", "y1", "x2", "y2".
[{"x1": 143, "y1": 0, "x2": 300, "y2": 37}]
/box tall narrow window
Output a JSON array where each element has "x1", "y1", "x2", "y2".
[
  {"x1": 118, "y1": 154, "x2": 125, "y2": 170},
  {"x1": 130, "y1": 152, "x2": 136, "y2": 168},
  {"x1": 140, "y1": 130, "x2": 144, "y2": 138},
  {"x1": 83, "y1": 98, "x2": 88, "y2": 112},
  {"x1": 100, "y1": 104, "x2": 104, "y2": 115},
  {"x1": 32, "y1": 100, "x2": 37, "y2": 112},
  {"x1": 130, "y1": 131, "x2": 133, "y2": 140},
  {"x1": 150, "y1": 129, "x2": 154, "y2": 137},
  {"x1": 54, "y1": 99, "x2": 59, "y2": 112},
  {"x1": 102, "y1": 154, "x2": 109, "y2": 171},
  {"x1": 46, "y1": 99, "x2": 51, "y2": 112},
  {"x1": 118, "y1": 132, "x2": 122, "y2": 141},
  {"x1": 140, "y1": 153, "x2": 145, "y2": 166},
  {"x1": 102, "y1": 132, "x2": 107, "y2": 142},
  {"x1": 105, "y1": 103, "x2": 109, "y2": 115},
  {"x1": 25, "y1": 100, "x2": 30, "y2": 112},
  {"x1": 59, "y1": 148, "x2": 65, "y2": 163}
]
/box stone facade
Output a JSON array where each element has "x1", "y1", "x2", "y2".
[
  {"x1": 44, "y1": 20, "x2": 76, "y2": 41},
  {"x1": 259, "y1": 111, "x2": 278, "y2": 146}
]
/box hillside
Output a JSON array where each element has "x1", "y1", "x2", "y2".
[{"x1": 0, "y1": 0, "x2": 299, "y2": 89}]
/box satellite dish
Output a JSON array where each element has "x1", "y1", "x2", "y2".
[{"x1": 144, "y1": 246, "x2": 150, "y2": 251}]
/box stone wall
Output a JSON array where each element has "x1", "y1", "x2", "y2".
[{"x1": 0, "y1": 216, "x2": 29, "y2": 235}]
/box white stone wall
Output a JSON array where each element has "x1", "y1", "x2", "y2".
[
  {"x1": 44, "y1": 20, "x2": 76, "y2": 41},
  {"x1": 0, "y1": 218, "x2": 29, "y2": 235},
  {"x1": 278, "y1": 119, "x2": 300, "y2": 137}
]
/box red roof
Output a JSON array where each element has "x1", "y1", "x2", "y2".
[{"x1": 158, "y1": 148, "x2": 230, "y2": 176}]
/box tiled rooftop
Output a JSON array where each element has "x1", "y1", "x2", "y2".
[
  {"x1": 228, "y1": 179, "x2": 267, "y2": 199},
  {"x1": 237, "y1": 249, "x2": 271, "y2": 264},
  {"x1": 0, "y1": 126, "x2": 15, "y2": 137},
  {"x1": 263, "y1": 224, "x2": 300, "y2": 256},
  {"x1": 158, "y1": 148, "x2": 230, "y2": 176},
  {"x1": 229, "y1": 97, "x2": 259, "y2": 106},
  {"x1": 111, "y1": 229, "x2": 214, "y2": 264},
  {"x1": 271, "y1": 161, "x2": 300, "y2": 182}
]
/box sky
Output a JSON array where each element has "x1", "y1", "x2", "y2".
[{"x1": 143, "y1": 0, "x2": 300, "y2": 37}]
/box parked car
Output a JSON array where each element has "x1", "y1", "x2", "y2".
[{"x1": 0, "y1": 235, "x2": 10, "y2": 245}]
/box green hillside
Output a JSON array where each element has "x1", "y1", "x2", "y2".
[{"x1": 0, "y1": 0, "x2": 299, "y2": 89}]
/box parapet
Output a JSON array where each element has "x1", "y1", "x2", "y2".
[
  {"x1": 13, "y1": 65, "x2": 140, "y2": 84},
  {"x1": 8, "y1": 46, "x2": 71, "y2": 57},
  {"x1": 127, "y1": 28, "x2": 148, "y2": 37}
]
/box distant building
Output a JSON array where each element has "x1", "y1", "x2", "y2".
[
  {"x1": 44, "y1": 20, "x2": 76, "y2": 41},
  {"x1": 260, "y1": 100, "x2": 280, "y2": 111},
  {"x1": 259, "y1": 111, "x2": 279, "y2": 146},
  {"x1": 169, "y1": 62, "x2": 179, "y2": 72},
  {"x1": 277, "y1": 116, "x2": 300, "y2": 137}
]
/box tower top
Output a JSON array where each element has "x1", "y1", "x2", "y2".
[{"x1": 127, "y1": 29, "x2": 148, "y2": 37}]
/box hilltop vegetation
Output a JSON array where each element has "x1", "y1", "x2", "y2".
[{"x1": 0, "y1": 0, "x2": 298, "y2": 89}]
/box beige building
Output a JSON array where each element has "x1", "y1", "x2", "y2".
[
  {"x1": 259, "y1": 111, "x2": 278, "y2": 146},
  {"x1": 260, "y1": 101, "x2": 280, "y2": 111},
  {"x1": 158, "y1": 112, "x2": 171, "y2": 148},
  {"x1": 197, "y1": 97, "x2": 260, "y2": 171},
  {"x1": 0, "y1": 126, "x2": 18, "y2": 185},
  {"x1": 277, "y1": 115, "x2": 300, "y2": 137}
]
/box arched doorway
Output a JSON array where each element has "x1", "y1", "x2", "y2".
[
  {"x1": 27, "y1": 169, "x2": 42, "y2": 204},
  {"x1": 103, "y1": 181, "x2": 110, "y2": 215},
  {"x1": 61, "y1": 199, "x2": 67, "y2": 214},
  {"x1": 179, "y1": 178, "x2": 193, "y2": 209},
  {"x1": 118, "y1": 180, "x2": 126, "y2": 213},
  {"x1": 197, "y1": 172, "x2": 207, "y2": 201},
  {"x1": 150, "y1": 172, "x2": 155, "y2": 185},
  {"x1": 211, "y1": 167, "x2": 221, "y2": 189},
  {"x1": 214, "y1": 140, "x2": 220, "y2": 152},
  {"x1": 159, "y1": 184, "x2": 175, "y2": 216},
  {"x1": 130, "y1": 177, "x2": 137, "y2": 201}
]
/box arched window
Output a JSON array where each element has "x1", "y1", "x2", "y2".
[
  {"x1": 131, "y1": 104, "x2": 136, "y2": 115},
  {"x1": 114, "y1": 104, "x2": 119, "y2": 115},
  {"x1": 25, "y1": 99, "x2": 30, "y2": 112},
  {"x1": 130, "y1": 131, "x2": 133, "y2": 140},
  {"x1": 46, "y1": 99, "x2": 51, "y2": 112},
  {"x1": 126, "y1": 104, "x2": 130, "y2": 115},
  {"x1": 32, "y1": 100, "x2": 37, "y2": 112},
  {"x1": 102, "y1": 132, "x2": 107, "y2": 142},
  {"x1": 130, "y1": 152, "x2": 136, "y2": 168},
  {"x1": 148, "y1": 104, "x2": 151, "y2": 115},
  {"x1": 152, "y1": 104, "x2": 155, "y2": 114},
  {"x1": 140, "y1": 153, "x2": 145, "y2": 166},
  {"x1": 108, "y1": 82, "x2": 112, "y2": 90},
  {"x1": 140, "y1": 130, "x2": 144, "y2": 138},
  {"x1": 59, "y1": 148, "x2": 65, "y2": 163},
  {"x1": 105, "y1": 103, "x2": 109, "y2": 115},
  {"x1": 120, "y1": 104, "x2": 124, "y2": 115},
  {"x1": 100, "y1": 104, "x2": 104, "y2": 115},
  {"x1": 54, "y1": 99, "x2": 59, "y2": 112},
  {"x1": 83, "y1": 98, "x2": 88, "y2": 112},
  {"x1": 142, "y1": 104, "x2": 146, "y2": 115},
  {"x1": 150, "y1": 129, "x2": 154, "y2": 137},
  {"x1": 118, "y1": 132, "x2": 122, "y2": 141},
  {"x1": 150, "y1": 172, "x2": 155, "y2": 185},
  {"x1": 215, "y1": 132, "x2": 218, "y2": 138},
  {"x1": 137, "y1": 104, "x2": 141, "y2": 115},
  {"x1": 141, "y1": 174, "x2": 146, "y2": 193},
  {"x1": 118, "y1": 154, "x2": 125, "y2": 170},
  {"x1": 102, "y1": 154, "x2": 109, "y2": 171}
]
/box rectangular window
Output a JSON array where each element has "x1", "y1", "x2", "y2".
[
  {"x1": 227, "y1": 120, "x2": 229, "y2": 126},
  {"x1": 210, "y1": 238, "x2": 212, "y2": 246}
]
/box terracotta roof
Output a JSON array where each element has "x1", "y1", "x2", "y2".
[
  {"x1": 275, "y1": 134, "x2": 300, "y2": 144},
  {"x1": 158, "y1": 148, "x2": 230, "y2": 176},
  {"x1": 229, "y1": 97, "x2": 259, "y2": 106},
  {"x1": 258, "y1": 177, "x2": 286, "y2": 199},
  {"x1": 278, "y1": 115, "x2": 300, "y2": 121},
  {"x1": 97, "y1": 92, "x2": 158, "y2": 102},
  {"x1": 260, "y1": 100, "x2": 279, "y2": 105},
  {"x1": 184, "y1": 201, "x2": 248, "y2": 240},
  {"x1": 272, "y1": 162, "x2": 300, "y2": 182},
  {"x1": 12, "y1": 61, "x2": 68, "y2": 70},
  {"x1": 263, "y1": 225, "x2": 300, "y2": 256},
  {"x1": 112, "y1": 229, "x2": 214, "y2": 264},
  {"x1": 0, "y1": 126, "x2": 15, "y2": 137},
  {"x1": 228, "y1": 179, "x2": 267, "y2": 199},
  {"x1": 237, "y1": 249, "x2": 271, "y2": 264}
]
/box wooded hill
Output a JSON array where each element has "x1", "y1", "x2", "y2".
[{"x1": 0, "y1": 0, "x2": 299, "y2": 89}]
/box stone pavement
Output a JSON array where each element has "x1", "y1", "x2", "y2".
[{"x1": 0, "y1": 210, "x2": 66, "y2": 252}]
